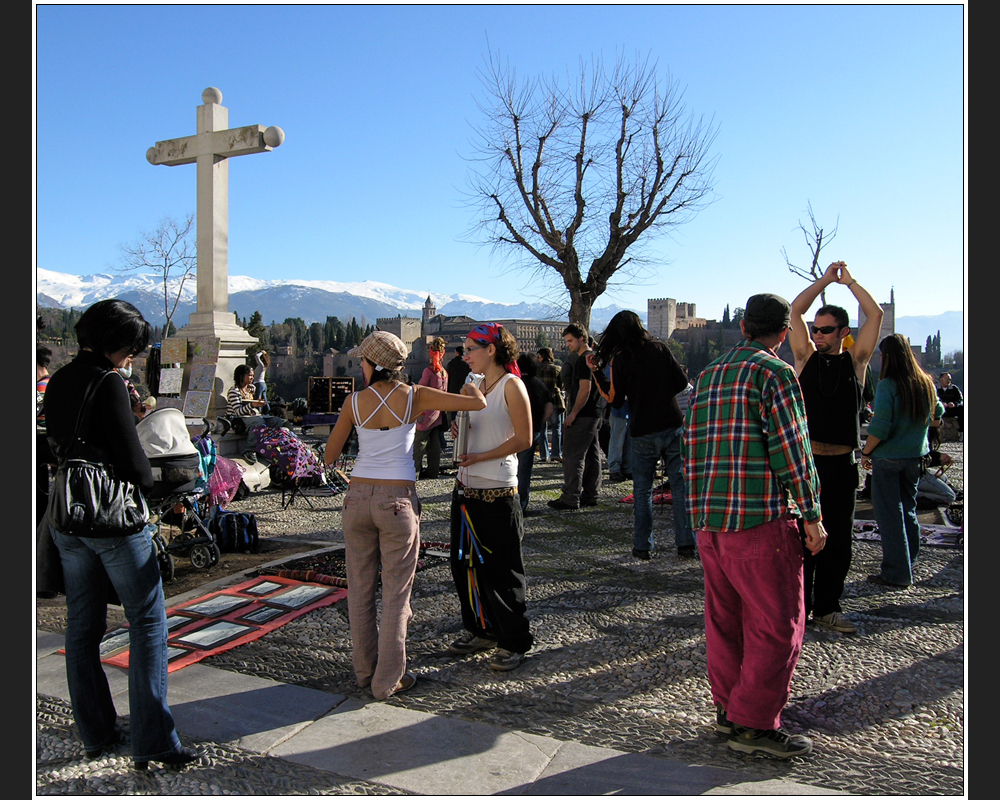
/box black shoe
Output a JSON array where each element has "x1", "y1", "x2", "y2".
[
  {"x1": 715, "y1": 704, "x2": 734, "y2": 736},
  {"x1": 632, "y1": 548, "x2": 651, "y2": 560},
  {"x1": 547, "y1": 499, "x2": 579, "y2": 510},
  {"x1": 133, "y1": 746, "x2": 202, "y2": 771},
  {"x1": 607, "y1": 471, "x2": 628, "y2": 484},
  {"x1": 728, "y1": 726, "x2": 812, "y2": 758},
  {"x1": 581, "y1": 498, "x2": 598, "y2": 507},
  {"x1": 677, "y1": 545, "x2": 697, "y2": 559},
  {"x1": 866, "y1": 573, "x2": 911, "y2": 589},
  {"x1": 85, "y1": 727, "x2": 123, "y2": 760}
]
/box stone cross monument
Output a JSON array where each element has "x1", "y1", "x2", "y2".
[{"x1": 146, "y1": 87, "x2": 284, "y2": 416}]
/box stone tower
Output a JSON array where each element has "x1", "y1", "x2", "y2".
[
  {"x1": 647, "y1": 298, "x2": 677, "y2": 341},
  {"x1": 422, "y1": 296, "x2": 437, "y2": 324}
]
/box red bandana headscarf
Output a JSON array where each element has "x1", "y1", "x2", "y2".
[{"x1": 468, "y1": 323, "x2": 521, "y2": 377}]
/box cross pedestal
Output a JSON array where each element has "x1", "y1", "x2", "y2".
[{"x1": 147, "y1": 87, "x2": 284, "y2": 417}]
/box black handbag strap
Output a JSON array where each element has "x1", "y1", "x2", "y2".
[{"x1": 61, "y1": 371, "x2": 118, "y2": 465}]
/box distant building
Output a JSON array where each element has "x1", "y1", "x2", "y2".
[{"x1": 647, "y1": 298, "x2": 707, "y2": 341}]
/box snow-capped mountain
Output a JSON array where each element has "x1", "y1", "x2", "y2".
[{"x1": 35, "y1": 268, "x2": 603, "y2": 328}]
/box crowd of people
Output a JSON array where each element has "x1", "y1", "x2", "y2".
[{"x1": 37, "y1": 267, "x2": 960, "y2": 767}]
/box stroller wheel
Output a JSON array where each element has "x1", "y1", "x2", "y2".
[
  {"x1": 189, "y1": 544, "x2": 216, "y2": 571},
  {"x1": 158, "y1": 549, "x2": 175, "y2": 583}
]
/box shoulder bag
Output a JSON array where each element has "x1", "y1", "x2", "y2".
[{"x1": 48, "y1": 372, "x2": 151, "y2": 536}]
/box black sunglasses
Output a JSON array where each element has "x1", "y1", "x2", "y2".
[{"x1": 810, "y1": 325, "x2": 840, "y2": 335}]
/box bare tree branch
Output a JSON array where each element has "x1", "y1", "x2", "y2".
[
  {"x1": 463, "y1": 50, "x2": 718, "y2": 329},
  {"x1": 782, "y1": 201, "x2": 839, "y2": 303},
  {"x1": 118, "y1": 213, "x2": 196, "y2": 335}
]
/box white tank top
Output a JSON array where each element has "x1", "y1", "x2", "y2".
[
  {"x1": 458, "y1": 373, "x2": 518, "y2": 489},
  {"x1": 349, "y1": 384, "x2": 417, "y2": 482}
]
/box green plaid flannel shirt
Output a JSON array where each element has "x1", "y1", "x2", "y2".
[{"x1": 682, "y1": 340, "x2": 821, "y2": 532}]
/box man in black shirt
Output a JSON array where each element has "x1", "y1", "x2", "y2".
[
  {"x1": 937, "y1": 373, "x2": 963, "y2": 432},
  {"x1": 549, "y1": 324, "x2": 602, "y2": 510},
  {"x1": 790, "y1": 262, "x2": 883, "y2": 634}
]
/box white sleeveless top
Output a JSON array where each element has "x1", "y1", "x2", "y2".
[
  {"x1": 349, "y1": 384, "x2": 417, "y2": 482},
  {"x1": 458, "y1": 373, "x2": 518, "y2": 489}
]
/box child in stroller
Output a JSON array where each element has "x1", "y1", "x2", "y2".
[{"x1": 137, "y1": 407, "x2": 221, "y2": 581}]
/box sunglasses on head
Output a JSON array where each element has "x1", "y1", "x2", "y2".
[{"x1": 810, "y1": 325, "x2": 840, "y2": 335}]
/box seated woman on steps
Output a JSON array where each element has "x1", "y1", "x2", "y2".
[{"x1": 323, "y1": 331, "x2": 485, "y2": 700}]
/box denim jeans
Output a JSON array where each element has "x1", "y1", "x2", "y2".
[
  {"x1": 540, "y1": 412, "x2": 562, "y2": 460},
  {"x1": 631, "y1": 427, "x2": 694, "y2": 551},
  {"x1": 871, "y1": 456, "x2": 922, "y2": 585},
  {"x1": 53, "y1": 526, "x2": 182, "y2": 760},
  {"x1": 607, "y1": 415, "x2": 632, "y2": 475},
  {"x1": 516, "y1": 433, "x2": 541, "y2": 511}
]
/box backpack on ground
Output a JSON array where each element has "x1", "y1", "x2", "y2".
[{"x1": 210, "y1": 510, "x2": 260, "y2": 553}]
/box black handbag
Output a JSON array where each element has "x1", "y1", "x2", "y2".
[{"x1": 47, "y1": 372, "x2": 151, "y2": 536}]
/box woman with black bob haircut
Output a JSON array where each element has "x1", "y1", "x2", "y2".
[{"x1": 44, "y1": 299, "x2": 200, "y2": 770}]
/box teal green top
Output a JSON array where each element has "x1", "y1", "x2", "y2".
[{"x1": 866, "y1": 377, "x2": 945, "y2": 459}]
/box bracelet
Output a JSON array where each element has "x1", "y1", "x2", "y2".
[{"x1": 848, "y1": 280, "x2": 857, "y2": 288}]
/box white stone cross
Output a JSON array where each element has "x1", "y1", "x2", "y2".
[
  {"x1": 146, "y1": 87, "x2": 284, "y2": 418},
  {"x1": 146, "y1": 87, "x2": 284, "y2": 335}
]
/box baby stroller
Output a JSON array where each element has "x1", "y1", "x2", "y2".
[{"x1": 137, "y1": 408, "x2": 221, "y2": 581}]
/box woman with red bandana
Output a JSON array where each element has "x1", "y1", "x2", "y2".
[{"x1": 447, "y1": 323, "x2": 535, "y2": 671}]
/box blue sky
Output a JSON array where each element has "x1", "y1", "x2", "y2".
[{"x1": 34, "y1": 3, "x2": 965, "y2": 321}]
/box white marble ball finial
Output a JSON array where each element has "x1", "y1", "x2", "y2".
[
  {"x1": 202, "y1": 87, "x2": 223, "y2": 105},
  {"x1": 263, "y1": 126, "x2": 285, "y2": 148}
]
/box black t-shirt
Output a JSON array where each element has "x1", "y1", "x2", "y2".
[
  {"x1": 446, "y1": 356, "x2": 471, "y2": 393},
  {"x1": 569, "y1": 350, "x2": 600, "y2": 418},
  {"x1": 523, "y1": 376, "x2": 552, "y2": 434}
]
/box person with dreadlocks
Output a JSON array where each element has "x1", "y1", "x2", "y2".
[{"x1": 447, "y1": 323, "x2": 535, "y2": 671}]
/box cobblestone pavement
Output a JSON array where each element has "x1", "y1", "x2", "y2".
[{"x1": 37, "y1": 438, "x2": 965, "y2": 796}]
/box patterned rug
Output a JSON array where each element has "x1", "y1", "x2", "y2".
[
  {"x1": 853, "y1": 520, "x2": 964, "y2": 548},
  {"x1": 95, "y1": 575, "x2": 347, "y2": 673}
]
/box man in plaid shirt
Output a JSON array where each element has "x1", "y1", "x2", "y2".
[{"x1": 684, "y1": 293, "x2": 827, "y2": 759}]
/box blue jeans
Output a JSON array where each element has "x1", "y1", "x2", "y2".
[
  {"x1": 631, "y1": 428, "x2": 694, "y2": 552},
  {"x1": 871, "y1": 456, "x2": 922, "y2": 585},
  {"x1": 540, "y1": 412, "x2": 562, "y2": 460},
  {"x1": 607, "y1": 415, "x2": 632, "y2": 474},
  {"x1": 517, "y1": 433, "x2": 541, "y2": 511},
  {"x1": 53, "y1": 526, "x2": 182, "y2": 760},
  {"x1": 254, "y1": 381, "x2": 270, "y2": 414}
]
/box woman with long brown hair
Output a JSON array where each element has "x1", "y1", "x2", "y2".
[{"x1": 860, "y1": 334, "x2": 944, "y2": 588}]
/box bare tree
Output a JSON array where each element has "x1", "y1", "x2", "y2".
[
  {"x1": 118, "y1": 214, "x2": 196, "y2": 336},
  {"x1": 781, "y1": 201, "x2": 839, "y2": 304},
  {"x1": 465, "y1": 51, "x2": 718, "y2": 330}
]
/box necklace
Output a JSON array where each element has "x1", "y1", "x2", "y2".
[
  {"x1": 483, "y1": 373, "x2": 504, "y2": 396},
  {"x1": 817, "y1": 352, "x2": 843, "y2": 397}
]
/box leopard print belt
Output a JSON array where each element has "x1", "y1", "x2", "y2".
[{"x1": 455, "y1": 482, "x2": 518, "y2": 502}]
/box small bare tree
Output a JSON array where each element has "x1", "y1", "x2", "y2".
[
  {"x1": 781, "y1": 201, "x2": 839, "y2": 304},
  {"x1": 118, "y1": 214, "x2": 196, "y2": 336},
  {"x1": 466, "y1": 51, "x2": 718, "y2": 331}
]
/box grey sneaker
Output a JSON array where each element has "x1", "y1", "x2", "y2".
[
  {"x1": 728, "y1": 726, "x2": 813, "y2": 758},
  {"x1": 813, "y1": 612, "x2": 858, "y2": 633},
  {"x1": 490, "y1": 648, "x2": 526, "y2": 671},
  {"x1": 447, "y1": 631, "x2": 497, "y2": 655}
]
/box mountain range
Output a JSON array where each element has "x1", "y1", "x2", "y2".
[{"x1": 35, "y1": 268, "x2": 964, "y2": 354}]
